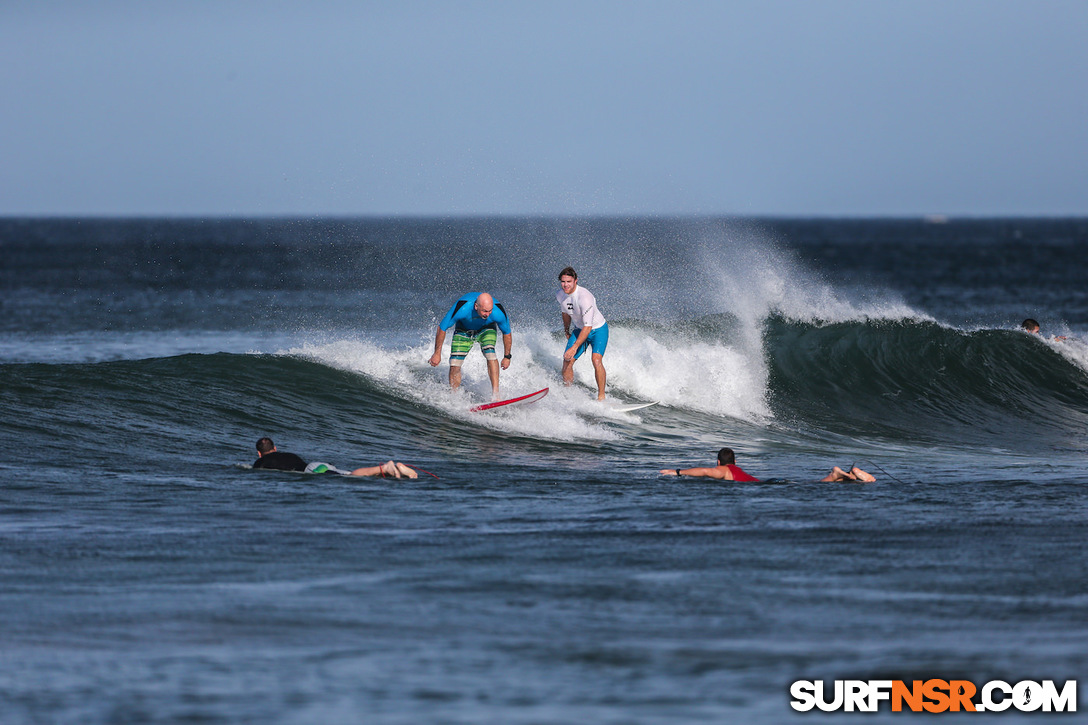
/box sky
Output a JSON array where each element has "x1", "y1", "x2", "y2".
[{"x1": 1, "y1": 0, "x2": 1086, "y2": 217}]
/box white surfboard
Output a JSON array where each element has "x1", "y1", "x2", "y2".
[
  {"x1": 305, "y1": 462, "x2": 350, "y2": 475},
  {"x1": 609, "y1": 401, "x2": 658, "y2": 413}
]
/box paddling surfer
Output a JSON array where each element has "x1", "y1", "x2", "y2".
[
  {"x1": 429, "y1": 292, "x2": 513, "y2": 399},
  {"x1": 658, "y1": 447, "x2": 875, "y2": 483},
  {"x1": 252, "y1": 437, "x2": 417, "y2": 478},
  {"x1": 659, "y1": 447, "x2": 761, "y2": 481},
  {"x1": 557, "y1": 267, "x2": 609, "y2": 401}
]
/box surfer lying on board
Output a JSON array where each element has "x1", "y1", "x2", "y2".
[
  {"x1": 658, "y1": 447, "x2": 876, "y2": 483},
  {"x1": 557, "y1": 267, "x2": 609, "y2": 401},
  {"x1": 429, "y1": 292, "x2": 513, "y2": 399},
  {"x1": 252, "y1": 438, "x2": 418, "y2": 478},
  {"x1": 659, "y1": 447, "x2": 761, "y2": 481}
]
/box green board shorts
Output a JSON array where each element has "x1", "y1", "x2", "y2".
[{"x1": 450, "y1": 327, "x2": 498, "y2": 366}]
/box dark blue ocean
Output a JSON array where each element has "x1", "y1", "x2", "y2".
[{"x1": 1, "y1": 217, "x2": 1086, "y2": 723}]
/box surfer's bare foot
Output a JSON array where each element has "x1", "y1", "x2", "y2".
[
  {"x1": 381, "y1": 460, "x2": 399, "y2": 478},
  {"x1": 822, "y1": 466, "x2": 849, "y2": 482},
  {"x1": 850, "y1": 467, "x2": 876, "y2": 482},
  {"x1": 395, "y1": 462, "x2": 418, "y2": 479}
]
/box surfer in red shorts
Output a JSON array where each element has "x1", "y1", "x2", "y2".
[{"x1": 659, "y1": 447, "x2": 761, "y2": 481}]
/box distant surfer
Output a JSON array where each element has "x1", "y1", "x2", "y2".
[
  {"x1": 252, "y1": 437, "x2": 418, "y2": 478},
  {"x1": 1021, "y1": 318, "x2": 1066, "y2": 341},
  {"x1": 557, "y1": 267, "x2": 609, "y2": 400},
  {"x1": 659, "y1": 447, "x2": 761, "y2": 481},
  {"x1": 429, "y1": 292, "x2": 513, "y2": 398}
]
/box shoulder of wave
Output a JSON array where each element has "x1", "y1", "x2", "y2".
[{"x1": 773, "y1": 308, "x2": 938, "y2": 327}]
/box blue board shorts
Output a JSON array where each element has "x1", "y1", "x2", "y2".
[{"x1": 565, "y1": 323, "x2": 608, "y2": 360}]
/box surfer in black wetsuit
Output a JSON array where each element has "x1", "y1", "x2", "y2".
[
  {"x1": 253, "y1": 437, "x2": 307, "y2": 471},
  {"x1": 252, "y1": 437, "x2": 417, "y2": 478}
]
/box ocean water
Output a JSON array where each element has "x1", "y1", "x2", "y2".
[{"x1": 1, "y1": 217, "x2": 1085, "y2": 723}]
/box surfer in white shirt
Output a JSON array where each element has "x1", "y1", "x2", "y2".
[{"x1": 557, "y1": 267, "x2": 609, "y2": 400}]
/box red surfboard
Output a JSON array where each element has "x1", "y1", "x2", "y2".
[{"x1": 469, "y1": 387, "x2": 549, "y2": 412}]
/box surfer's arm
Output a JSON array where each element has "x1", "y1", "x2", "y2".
[
  {"x1": 429, "y1": 326, "x2": 447, "y2": 366},
  {"x1": 562, "y1": 313, "x2": 573, "y2": 337},
  {"x1": 660, "y1": 466, "x2": 733, "y2": 480},
  {"x1": 500, "y1": 332, "x2": 512, "y2": 369}
]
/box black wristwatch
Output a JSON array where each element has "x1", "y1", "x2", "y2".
[{"x1": 503, "y1": 354, "x2": 512, "y2": 360}]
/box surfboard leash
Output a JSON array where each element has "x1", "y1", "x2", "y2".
[
  {"x1": 402, "y1": 463, "x2": 440, "y2": 479},
  {"x1": 852, "y1": 459, "x2": 909, "y2": 485}
]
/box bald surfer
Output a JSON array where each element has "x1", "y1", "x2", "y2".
[{"x1": 429, "y1": 292, "x2": 513, "y2": 398}]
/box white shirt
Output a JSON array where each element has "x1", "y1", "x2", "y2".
[{"x1": 557, "y1": 285, "x2": 606, "y2": 331}]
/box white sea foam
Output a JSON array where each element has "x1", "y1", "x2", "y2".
[
  {"x1": 285, "y1": 337, "x2": 622, "y2": 442},
  {"x1": 689, "y1": 229, "x2": 930, "y2": 326},
  {"x1": 286, "y1": 315, "x2": 774, "y2": 430},
  {"x1": 1043, "y1": 333, "x2": 1088, "y2": 374}
]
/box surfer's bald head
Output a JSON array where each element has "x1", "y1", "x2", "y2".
[{"x1": 475, "y1": 293, "x2": 494, "y2": 318}]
